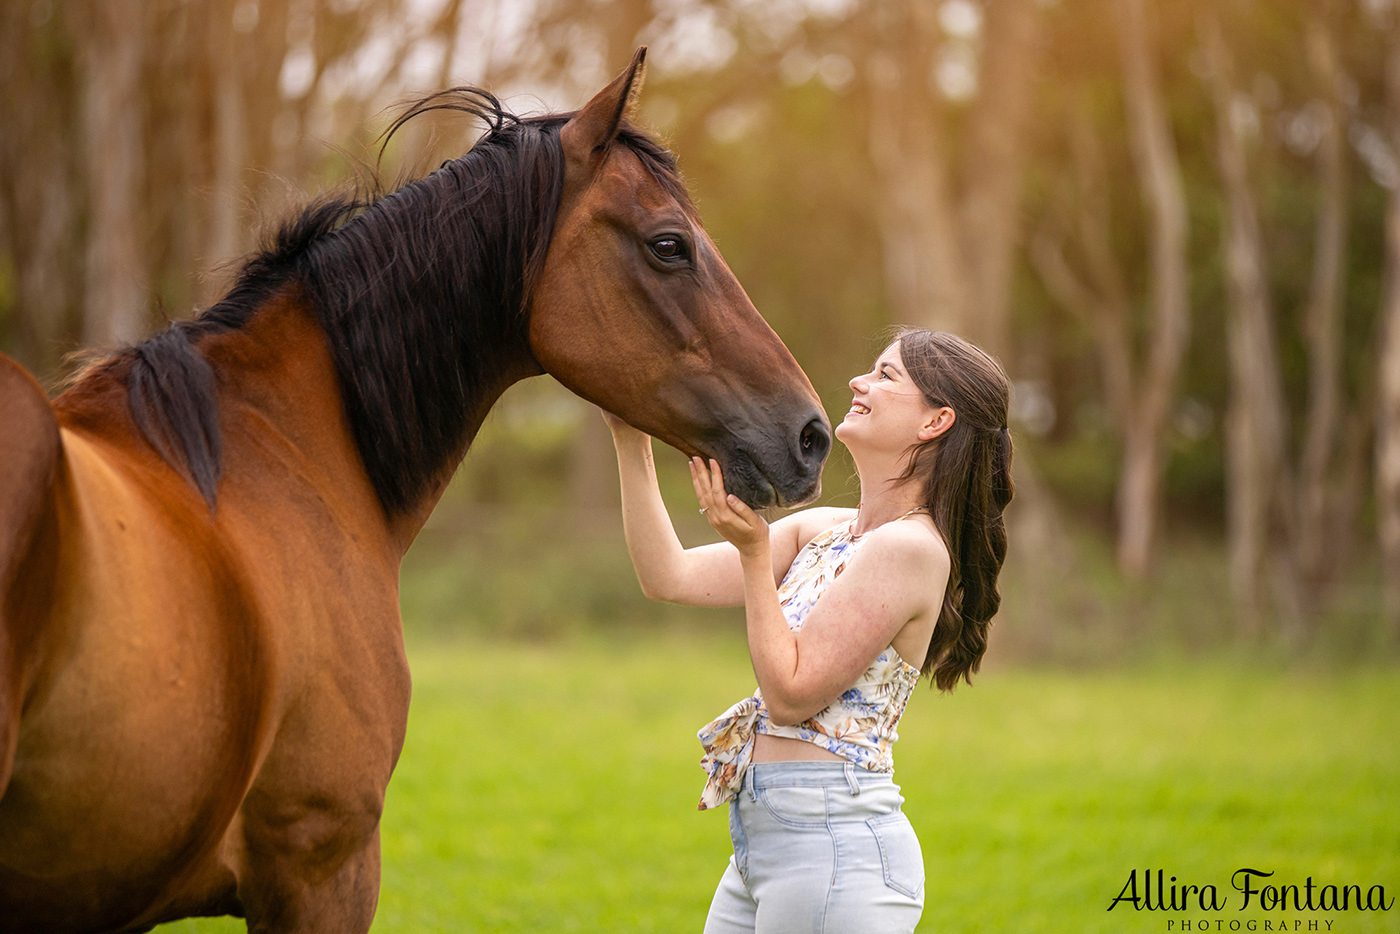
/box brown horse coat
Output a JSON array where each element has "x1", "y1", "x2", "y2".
[{"x1": 2, "y1": 298, "x2": 408, "y2": 930}]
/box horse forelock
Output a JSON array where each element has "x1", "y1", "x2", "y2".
[{"x1": 92, "y1": 89, "x2": 690, "y2": 517}]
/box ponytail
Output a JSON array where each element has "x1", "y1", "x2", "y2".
[{"x1": 888, "y1": 330, "x2": 1014, "y2": 692}]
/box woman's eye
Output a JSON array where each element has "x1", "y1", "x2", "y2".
[{"x1": 650, "y1": 238, "x2": 685, "y2": 260}]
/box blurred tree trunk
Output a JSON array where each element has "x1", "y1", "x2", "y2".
[
  {"x1": 1199, "y1": 6, "x2": 1356, "y2": 637},
  {"x1": 1295, "y1": 1, "x2": 1353, "y2": 615},
  {"x1": 1111, "y1": 0, "x2": 1190, "y2": 578},
  {"x1": 209, "y1": 3, "x2": 252, "y2": 281},
  {"x1": 1203, "y1": 16, "x2": 1300, "y2": 639},
  {"x1": 81, "y1": 0, "x2": 150, "y2": 347},
  {"x1": 1378, "y1": 16, "x2": 1400, "y2": 637},
  {"x1": 864, "y1": 4, "x2": 968, "y2": 338},
  {"x1": 1028, "y1": 0, "x2": 1190, "y2": 580},
  {"x1": 960, "y1": 0, "x2": 1039, "y2": 358},
  {"x1": 863, "y1": 0, "x2": 1039, "y2": 361},
  {"x1": 1028, "y1": 121, "x2": 1135, "y2": 429},
  {"x1": 0, "y1": 1, "x2": 84, "y2": 376},
  {"x1": 200, "y1": 0, "x2": 293, "y2": 300}
]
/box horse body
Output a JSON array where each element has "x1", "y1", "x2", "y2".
[
  {"x1": 0, "y1": 50, "x2": 830, "y2": 931},
  {"x1": 3, "y1": 295, "x2": 414, "y2": 930},
  {"x1": 2, "y1": 421, "x2": 268, "y2": 928}
]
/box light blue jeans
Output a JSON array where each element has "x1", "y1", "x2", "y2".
[{"x1": 703, "y1": 761, "x2": 925, "y2": 934}]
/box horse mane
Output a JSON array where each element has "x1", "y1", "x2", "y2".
[{"x1": 94, "y1": 89, "x2": 687, "y2": 515}]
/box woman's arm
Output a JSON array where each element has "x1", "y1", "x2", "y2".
[
  {"x1": 607, "y1": 414, "x2": 834, "y2": 606},
  {"x1": 693, "y1": 460, "x2": 948, "y2": 725}
]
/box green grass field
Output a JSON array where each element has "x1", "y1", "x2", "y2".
[{"x1": 155, "y1": 628, "x2": 1399, "y2": 934}]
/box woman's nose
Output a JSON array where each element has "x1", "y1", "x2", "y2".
[{"x1": 849, "y1": 373, "x2": 866, "y2": 392}]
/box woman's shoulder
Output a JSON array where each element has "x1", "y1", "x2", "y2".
[
  {"x1": 858, "y1": 512, "x2": 951, "y2": 573},
  {"x1": 780, "y1": 506, "x2": 858, "y2": 552}
]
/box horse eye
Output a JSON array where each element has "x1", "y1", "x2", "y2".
[{"x1": 650, "y1": 237, "x2": 685, "y2": 260}]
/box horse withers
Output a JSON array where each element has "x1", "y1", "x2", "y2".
[{"x1": 0, "y1": 49, "x2": 830, "y2": 933}]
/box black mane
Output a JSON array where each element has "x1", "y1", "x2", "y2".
[{"x1": 115, "y1": 89, "x2": 685, "y2": 514}]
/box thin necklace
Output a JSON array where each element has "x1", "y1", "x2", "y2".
[{"x1": 852, "y1": 503, "x2": 929, "y2": 537}]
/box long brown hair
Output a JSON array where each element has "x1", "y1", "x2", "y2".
[{"x1": 890, "y1": 328, "x2": 1014, "y2": 691}]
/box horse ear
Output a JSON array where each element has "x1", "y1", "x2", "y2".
[{"x1": 560, "y1": 46, "x2": 647, "y2": 167}]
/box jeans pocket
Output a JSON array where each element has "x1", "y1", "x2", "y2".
[
  {"x1": 757, "y1": 785, "x2": 828, "y2": 826},
  {"x1": 867, "y1": 811, "x2": 925, "y2": 899}
]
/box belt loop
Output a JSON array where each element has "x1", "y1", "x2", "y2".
[
  {"x1": 844, "y1": 761, "x2": 860, "y2": 796},
  {"x1": 747, "y1": 764, "x2": 758, "y2": 802}
]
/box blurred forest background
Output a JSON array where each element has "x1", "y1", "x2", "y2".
[{"x1": 3, "y1": 0, "x2": 1400, "y2": 662}]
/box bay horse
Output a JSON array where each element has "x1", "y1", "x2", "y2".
[{"x1": 0, "y1": 49, "x2": 830, "y2": 932}]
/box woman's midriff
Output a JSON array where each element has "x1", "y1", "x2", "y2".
[{"x1": 752, "y1": 733, "x2": 843, "y2": 763}]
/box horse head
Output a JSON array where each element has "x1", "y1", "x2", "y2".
[{"x1": 528, "y1": 49, "x2": 831, "y2": 509}]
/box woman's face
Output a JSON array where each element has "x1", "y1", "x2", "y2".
[{"x1": 835, "y1": 340, "x2": 950, "y2": 457}]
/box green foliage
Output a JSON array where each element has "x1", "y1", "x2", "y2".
[
  {"x1": 996, "y1": 516, "x2": 1391, "y2": 665},
  {"x1": 410, "y1": 386, "x2": 1389, "y2": 659},
  {"x1": 401, "y1": 509, "x2": 727, "y2": 641}
]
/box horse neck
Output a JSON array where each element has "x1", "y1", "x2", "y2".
[{"x1": 200, "y1": 287, "x2": 537, "y2": 553}]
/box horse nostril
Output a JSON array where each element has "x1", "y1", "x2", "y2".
[{"x1": 798, "y1": 417, "x2": 831, "y2": 467}]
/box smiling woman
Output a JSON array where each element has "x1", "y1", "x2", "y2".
[{"x1": 604, "y1": 327, "x2": 1014, "y2": 933}]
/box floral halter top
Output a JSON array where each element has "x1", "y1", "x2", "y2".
[{"x1": 696, "y1": 510, "x2": 926, "y2": 811}]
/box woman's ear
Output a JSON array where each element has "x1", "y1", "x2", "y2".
[{"x1": 919, "y1": 407, "x2": 956, "y2": 441}]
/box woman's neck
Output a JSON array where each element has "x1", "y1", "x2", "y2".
[{"x1": 850, "y1": 470, "x2": 926, "y2": 536}]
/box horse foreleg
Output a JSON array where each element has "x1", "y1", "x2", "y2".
[{"x1": 236, "y1": 789, "x2": 385, "y2": 934}]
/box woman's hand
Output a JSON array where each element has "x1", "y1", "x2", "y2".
[{"x1": 691, "y1": 457, "x2": 769, "y2": 558}]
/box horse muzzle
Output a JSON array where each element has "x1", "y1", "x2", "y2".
[{"x1": 707, "y1": 410, "x2": 830, "y2": 510}]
